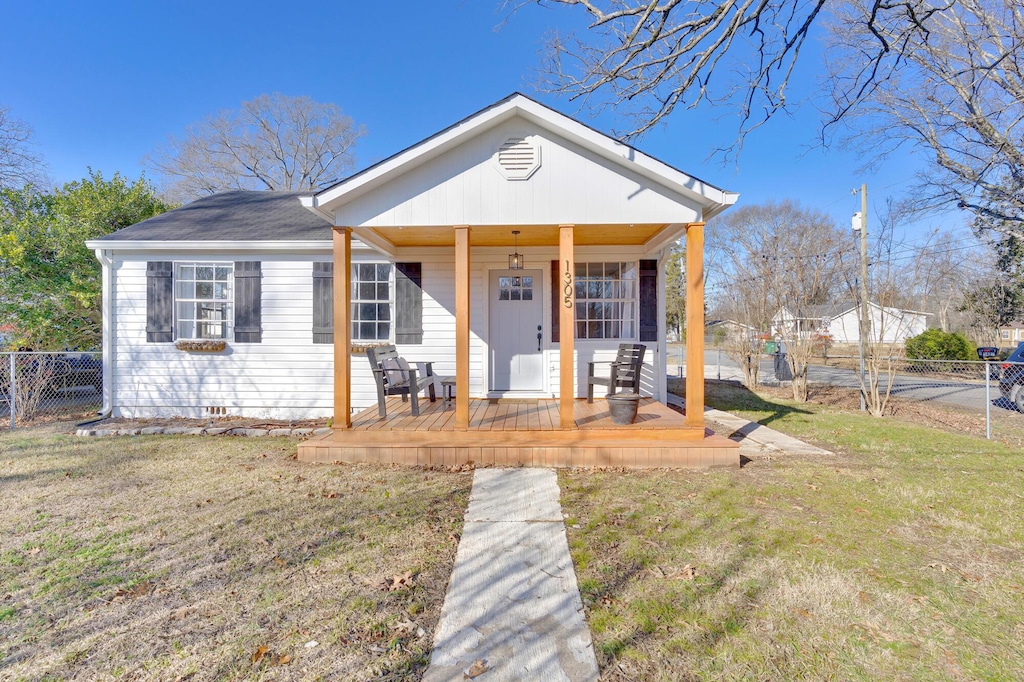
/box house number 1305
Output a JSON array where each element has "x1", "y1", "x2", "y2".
[{"x1": 563, "y1": 260, "x2": 573, "y2": 308}]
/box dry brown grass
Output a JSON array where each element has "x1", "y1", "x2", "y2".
[
  {"x1": 561, "y1": 381, "x2": 1024, "y2": 681},
  {"x1": 0, "y1": 424, "x2": 471, "y2": 681}
]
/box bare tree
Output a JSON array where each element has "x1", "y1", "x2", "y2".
[
  {"x1": 827, "y1": 0, "x2": 1024, "y2": 232},
  {"x1": 0, "y1": 104, "x2": 47, "y2": 189},
  {"x1": 147, "y1": 94, "x2": 365, "y2": 202},
  {"x1": 507, "y1": 1, "x2": 939, "y2": 142},
  {"x1": 507, "y1": 1, "x2": 1022, "y2": 228},
  {"x1": 710, "y1": 200, "x2": 851, "y2": 400}
]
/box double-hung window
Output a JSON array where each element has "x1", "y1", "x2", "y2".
[
  {"x1": 574, "y1": 262, "x2": 637, "y2": 339},
  {"x1": 352, "y1": 263, "x2": 393, "y2": 342},
  {"x1": 175, "y1": 262, "x2": 233, "y2": 339}
]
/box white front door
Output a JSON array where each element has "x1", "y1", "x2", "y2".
[{"x1": 489, "y1": 269, "x2": 544, "y2": 393}]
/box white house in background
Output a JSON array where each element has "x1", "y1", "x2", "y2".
[
  {"x1": 998, "y1": 321, "x2": 1024, "y2": 345},
  {"x1": 773, "y1": 300, "x2": 929, "y2": 345},
  {"x1": 86, "y1": 93, "x2": 737, "y2": 423}
]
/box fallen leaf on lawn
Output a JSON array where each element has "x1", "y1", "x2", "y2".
[
  {"x1": 464, "y1": 659, "x2": 489, "y2": 678},
  {"x1": 275, "y1": 654, "x2": 291, "y2": 665},
  {"x1": 957, "y1": 569, "x2": 982, "y2": 583},
  {"x1": 273, "y1": 556, "x2": 287, "y2": 567},
  {"x1": 666, "y1": 564, "x2": 697, "y2": 581},
  {"x1": 25, "y1": 547, "x2": 41, "y2": 556},
  {"x1": 852, "y1": 622, "x2": 895, "y2": 643},
  {"x1": 251, "y1": 645, "x2": 269, "y2": 663},
  {"x1": 393, "y1": 619, "x2": 417, "y2": 635},
  {"x1": 389, "y1": 572, "x2": 415, "y2": 591},
  {"x1": 112, "y1": 580, "x2": 152, "y2": 602},
  {"x1": 928, "y1": 562, "x2": 949, "y2": 573}
]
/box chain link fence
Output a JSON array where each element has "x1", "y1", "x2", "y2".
[
  {"x1": 1, "y1": 352, "x2": 103, "y2": 429},
  {"x1": 667, "y1": 342, "x2": 1024, "y2": 436}
]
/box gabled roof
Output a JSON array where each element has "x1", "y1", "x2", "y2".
[
  {"x1": 304, "y1": 92, "x2": 738, "y2": 222},
  {"x1": 777, "y1": 301, "x2": 931, "y2": 321},
  {"x1": 90, "y1": 191, "x2": 330, "y2": 244}
]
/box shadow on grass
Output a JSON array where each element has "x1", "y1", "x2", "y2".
[
  {"x1": 667, "y1": 378, "x2": 814, "y2": 429},
  {"x1": 704, "y1": 380, "x2": 813, "y2": 428},
  {"x1": 566, "y1": 474, "x2": 771, "y2": 679}
]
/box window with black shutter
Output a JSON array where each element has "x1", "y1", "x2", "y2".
[
  {"x1": 395, "y1": 262, "x2": 423, "y2": 344},
  {"x1": 312, "y1": 261, "x2": 333, "y2": 344},
  {"x1": 639, "y1": 259, "x2": 658, "y2": 342},
  {"x1": 233, "y1": 261, "x2": 262, "y2": 343},
  {"x1": 312, "y1": 261, "x2": 422, "y2": 345},
  {"x1": 146, "y1": 261, "x2": 174, "y2": 342}
]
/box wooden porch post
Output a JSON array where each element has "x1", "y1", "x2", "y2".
[
  {"x1": 455, "y1": 225, "x2": 471, "y2": 431},
  {"x1": 558, "y1": 225, "x2": 576, "y2": 429},
  {"x1": 685, "y1": 222, "x2": 705, "y2": 429},
  {"x1": 333, "y1": 227, "x2": 352, "y2": 429}
]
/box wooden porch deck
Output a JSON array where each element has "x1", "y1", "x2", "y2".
[{"x1": 297, "y1": 397, "x2": 739, "y2": 468}]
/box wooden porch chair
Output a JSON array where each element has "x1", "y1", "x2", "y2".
[
  {"x1": 366, "y1": 345, "x2": 436, "y2": 417},
  {"x1": 587, "y1": 343, "x2": 646, "y2": 402}
]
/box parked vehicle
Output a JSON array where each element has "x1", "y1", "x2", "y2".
[
  {"x1": 18, "y1": 352, "x2": 102, "y2": 397},
  {"x1": 998, "y1": 342, "x2": 1024, "y2": 412}
]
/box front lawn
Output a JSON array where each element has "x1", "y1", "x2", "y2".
[
  {"x1": 0, "y1": 425, "x2": 471, "y2": 681},
  {"x1": 561, "y1": 381, "x2": 1024, "y2": 681}
]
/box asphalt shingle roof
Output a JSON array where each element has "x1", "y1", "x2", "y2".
[{"x1": 95, "y1": 190, "x2": 330, "y2": 242}]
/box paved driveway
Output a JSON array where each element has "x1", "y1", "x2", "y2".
[{"x1": 668, "y1": 347, "x2": 1018, "y2": 416}]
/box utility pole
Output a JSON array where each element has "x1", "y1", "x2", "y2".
[{"x1": 853, "y1": 184, "x2": 869, "y2": 412}]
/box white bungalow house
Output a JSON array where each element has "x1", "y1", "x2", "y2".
[
  {"x1": 998, "y1": 321, "x2": 1024, "y2": 345},
  {"x1": 88, "y1": 93, "x2": 740, "y2": 467},
  {"x1": 773, "y1": 300, "x2": 929, "y2": 344}
]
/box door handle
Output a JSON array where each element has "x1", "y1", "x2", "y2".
[{"x1": 537, "y1": 327, "x2": 542, "y2": 352}]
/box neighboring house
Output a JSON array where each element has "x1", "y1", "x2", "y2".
[
  {"x1": 87, "y1": 93, "x2": 737, "y2": 435},
  {"x1": 998, "y1": 321, "x2": 1024, "y2": 345},
  {"x1": 706, "y1": 319, "x2": 759, "y2": 342},
  {"x1": 773, "y1": 301, "x2": 929, "y2": 344}
]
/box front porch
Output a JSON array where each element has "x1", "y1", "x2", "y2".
[{"x1": 297, "y1": 396, "x2": 739, "y2": 467}]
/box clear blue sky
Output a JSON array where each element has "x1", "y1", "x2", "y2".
[{"x1": 4, "y1": 0, "x2": 969, "y2": 246}]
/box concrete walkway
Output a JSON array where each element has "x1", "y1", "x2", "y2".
[
  {"x1": 424, "y1": 468, "x2": 599, "y2": 682},
  {"x1": 664, "y1": 394, "x2": 833, "y2": 457}
]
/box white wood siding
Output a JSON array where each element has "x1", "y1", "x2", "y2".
[
  {"x1": 113, "y1": 253, "x2": 359, "y2": 419},
  {"x1": 332, "y1": 119, "x2": 702, "y2": 228},
  {"x1": 110, "y1": 245, "x2": 666, "y2": 418}
]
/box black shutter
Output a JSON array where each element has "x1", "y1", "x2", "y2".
[
  {"x1": 312, "y1": 262, "x2": 333, "y2": 344},
  {"x1": 395, "y1": 262, "x2": 422, "y2": 344},
  {"x1": 234, "y1": 261, "x2": 262, "y2": 343},
  {"x1": 639, "y1": 259, "x2": 658, "y2": 342},
  {"x1": 550, "y1": 260, "x2": 560, "y2": 343},
  {"x1": 146, "y1": 261, "x2": 174, "y2": 342}
]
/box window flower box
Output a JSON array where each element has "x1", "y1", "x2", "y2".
[{"x1": 175, "y1": 340, "x2": 227, "y2": 353}]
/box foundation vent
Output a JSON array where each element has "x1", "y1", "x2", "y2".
[{"x1": 495, "y1": 137, "x2": 541, "y2": 180}]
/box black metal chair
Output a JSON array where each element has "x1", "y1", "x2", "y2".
[
  {"x1": 366, "y1": 345, "x2": 436, "y2": 417},
  {"x1": 586, "y1": 343, "x2": 646, "y2": 403}
]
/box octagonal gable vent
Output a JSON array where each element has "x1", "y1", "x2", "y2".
[{"x1": 495, "y1": 137, "x2": 541, "y2": 180}]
